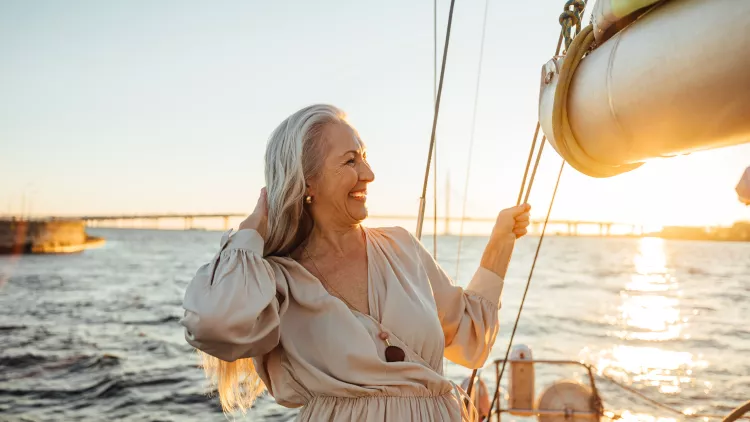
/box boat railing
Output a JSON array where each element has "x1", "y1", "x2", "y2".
[{"x1": 484, "y1": 358, "x2": 604, "y2": 421}]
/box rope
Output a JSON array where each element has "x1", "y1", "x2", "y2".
[
  {"x1": 560, "y1": 0, "x2": 585, "y2": 50},
  {"x1": 482, "y1": 3, "x2": 588, "y2": 419},
  {"x1": 523, "y1": 137, "x2": 546, "y2": 205},
  {"x1": 455, "y1": 0, "x2": 491, "y2": 280},
  {"x1": 516, "y1": 123, "x2": 541, "y2": 206},
  {"x1": 722, "y1": 401, "x2": 750, "y2": 422},
  {"x1": 416, "y1": 0, "x2": 457, "y2": 240},
  {"x1": 434, "y1": 0, "x2": 449, "y2": 378},
  {"x1": 433, "y1": 0, "x2": 438, "y2": 258},
  {"x1": 482, "y1": 160, "x2": 566, "y2": 422},
  {"x1": 453, "y1": 0, "x2": 490, "y2": 397},
  {"x1": 597, "y1": 371, "x2": 750, "y2": 420}
]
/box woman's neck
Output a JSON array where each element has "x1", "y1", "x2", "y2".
[{"x1": 306, "y1": 222, "x2": 363, "y2": 258}]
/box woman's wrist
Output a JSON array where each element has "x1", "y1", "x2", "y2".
[
  {"x1": 480, "y1": 234, "x2": 515, "y2": 279},
  {"x1": 238, "y1": 220, "x2": 257, "y2": 232},
  {"x1": 238, "y1": 216, "x2": 265, "y2": 238}
]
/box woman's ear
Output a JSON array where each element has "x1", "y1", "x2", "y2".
[{"x1": 305, "y1": 181, "x2": 316, "y2": 198}]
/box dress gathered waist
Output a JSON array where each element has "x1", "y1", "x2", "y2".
[{"x1": 297, "y1": 382, "x2": 477, "y2": 422}]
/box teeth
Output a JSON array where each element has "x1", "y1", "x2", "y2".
[{"x1": 349, "y1": 192, "x2": 367, "y2": 198}]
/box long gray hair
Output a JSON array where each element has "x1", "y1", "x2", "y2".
[{"x1": 199, "y1": 104, "x2": 350, "y2": 414}]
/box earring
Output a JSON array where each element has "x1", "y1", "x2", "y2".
[{"x1": 305, "y1": 195, "x2": 312, "y2": 204}]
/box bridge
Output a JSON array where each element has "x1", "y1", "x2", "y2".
[
  {"x1": 69, "y1": 213, "x2": 645, "y2": 236},
  {"x1": 69, "y1": 213, "x2": 246, "y2": 231}
]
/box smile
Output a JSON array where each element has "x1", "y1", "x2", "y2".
[{"x1": 349, "y1": 190, "x2": 367, "y2": 201}]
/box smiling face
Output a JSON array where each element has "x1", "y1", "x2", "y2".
[{"x1": 306, "y1": 122, "x2": 374, "y2": 226}]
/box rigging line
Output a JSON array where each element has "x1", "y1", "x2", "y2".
[
  {"x1": 416, "y1": 0, "x2": 458, "y2": 240},
  {"x1": 471, "y1": 1, "x2": 580, "y2": 410},
  {"x1": 454, "y1": 0, "x2": 491, "y2": 281},
  {"x1": 473, "y1": 136, "x2": 546, "y2": 410},
  {"x1": 434, "y1": 0, "x2": 447, "y2": 379},
  {"x1": 433, "y1": 0, "x2": 438, "y2": 258},
  {"x1": 482, "y1": 21, "x2": 570, "y2": 418},
  {"x1": 473, "y1": 28, "x2": 565, "y2": 413},
  {"x1": 471, "y1": 135, "x2": 546, "y2": 408},
  {"x1": 463, "y1": 368, "x2": 482, "y2": 413},
  {"x1": 597, "y1": 371, "x2": 750, "y2": 420},
  {"x1": 481, "y1": 4, "x2": 587, "y2": 416},
  {"x1": 515, "y1": 16, "x2": 566, "y2": 207},
  {"x1": 523, "y1": 136, "x2": 546, "y2": 205},
  {"x1": 516, "y1": 123, "x2": 541, "y2": 206},
  {"x1": 514, "y1": 14, "x2": 568, "y2": 207},
  {"x1": 482, "y1": 160, "x2": 566, "y2": 422},
  {"x1": 434, "y1": 0, "x2": 437, "y2": 103}
]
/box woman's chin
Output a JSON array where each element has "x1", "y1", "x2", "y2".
[{"x1": 347, "y1": 202, "x2": 369, "y2": 222}]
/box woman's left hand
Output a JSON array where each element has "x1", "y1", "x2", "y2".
[
  {"x1": 480, "y1": 203, "x2": 531, "y2": 278},
  {"x1": 511, "y1": 204, "x2": 531, "y2": 238},
  {"x1": 492, "y1": 203, "x2": 531, "y2": 239}
]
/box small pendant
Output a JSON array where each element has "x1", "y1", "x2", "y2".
[{"x1": 379, "y1": 332, "x2": 406, "y2": 362}]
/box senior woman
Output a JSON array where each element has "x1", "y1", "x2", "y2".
[{"x1": 180, "y1": 104, "x2": 531, "y2": 421}]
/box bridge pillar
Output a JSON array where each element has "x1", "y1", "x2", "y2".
[
  {"x1": 223, "y1": 216, "x2": 230, "y2": 231},
  {"x1": 184, "y1": 217, "x2": 194, "y2": 230}
]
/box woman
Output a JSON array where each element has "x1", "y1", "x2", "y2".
[{"x1": 180, "y1": 104, "x2": 531, "y2": 421}]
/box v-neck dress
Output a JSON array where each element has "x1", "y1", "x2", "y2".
[{"x1": 180, "y1": 226, "x2": 504, "y2": 421}]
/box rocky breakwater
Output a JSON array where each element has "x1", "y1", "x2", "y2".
[{"x1": 0, "y1": 218, "x2": 104, "y2": 254}]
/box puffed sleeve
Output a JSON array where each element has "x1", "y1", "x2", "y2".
[
  {"x1": 180, "y1": 228, "x2": 289, "y2": 362},
  {"x1": 406, "y1": 229, "x2": 504, "y2": 369}
]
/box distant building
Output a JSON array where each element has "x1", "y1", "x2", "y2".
[{"x1": 0, "y1": 218, "x2": 104, "y2": 254}]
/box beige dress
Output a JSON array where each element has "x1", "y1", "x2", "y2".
[{"x1": 180, "y1": 226, "x2": 504, "y2": 421}]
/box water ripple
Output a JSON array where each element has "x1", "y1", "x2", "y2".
[{"x1": 1, "y1": 229, "x2": 748, "y2": 421}]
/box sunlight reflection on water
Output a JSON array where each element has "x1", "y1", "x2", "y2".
[{"x1": 594, "y1": 238, "x2": 706, "y2": 397}]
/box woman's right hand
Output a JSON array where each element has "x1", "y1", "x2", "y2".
[{"x1": 239, "y1": 188, "x2": 268, "y2": 240}]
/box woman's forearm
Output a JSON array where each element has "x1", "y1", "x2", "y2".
[{"x1": 480, "y1": 234, "x2": 516, "y2": 279}]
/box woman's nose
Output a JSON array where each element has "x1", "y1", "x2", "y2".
[{"x1": 360, "y1": 162, "x2": 375, "y2": 182}]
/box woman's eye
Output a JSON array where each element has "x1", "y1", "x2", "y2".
[{"x1": 346, "y1": 158, "x2": 356, "y2": 166}]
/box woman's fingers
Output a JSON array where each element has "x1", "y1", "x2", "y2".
[
  {"x1": 253, "y1": 187, "x2": 269, "y2": 217},
  {"x1": 503, "y1": 203, "x2": 531, "y2": 219},
  {"x1": 514, "y1": 209, "x2": 530, "y2": 238},
  {"x1": 492, "y1": 203, "x2": 532, "y2": 238},
  {"x1": 514, "y1": 211, "x2": 530, "y2": 222}
]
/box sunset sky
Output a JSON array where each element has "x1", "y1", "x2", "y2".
[{"x1": 2, "y1": 0, "x2": 748, "y2": 229}]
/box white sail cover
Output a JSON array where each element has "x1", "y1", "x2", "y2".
[
  {"x1": 538, "y1": 0, "x2": 750, "y2": 178},
  {"x1": 737, "y1": 166, "x2": 750, "y2": 205}
]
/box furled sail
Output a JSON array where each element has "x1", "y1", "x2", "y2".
[{"x1": 538, "y1": 0, "x2": 750, "y2": 178}]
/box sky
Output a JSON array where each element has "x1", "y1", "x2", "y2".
[{"x1": 1, "y1": 0, "x2": 748, "y2": 229}]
